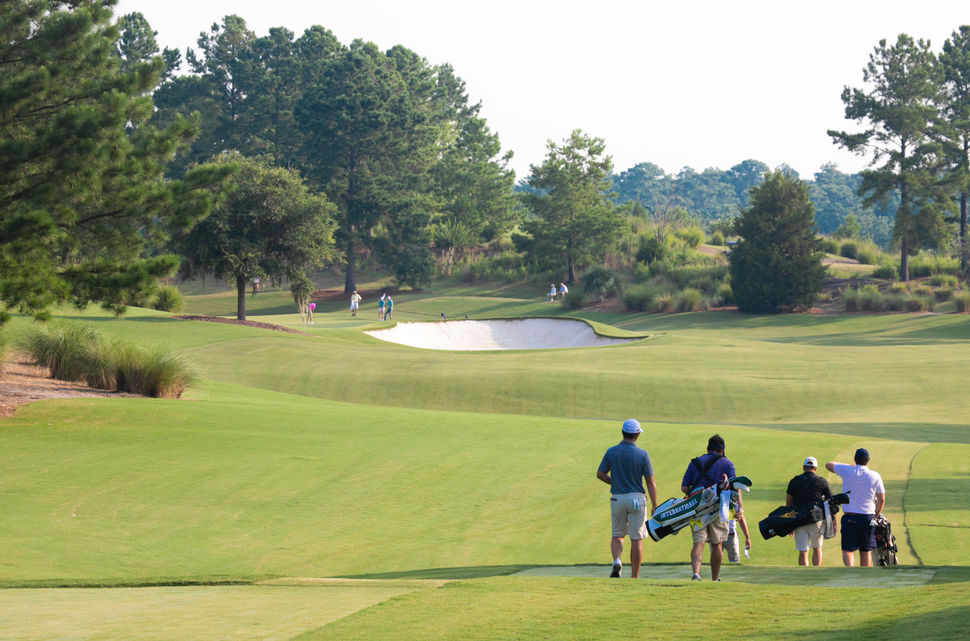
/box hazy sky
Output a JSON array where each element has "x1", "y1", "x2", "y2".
[{"x1": 116, "y1": 0, "x2": 967, "y2": 181}]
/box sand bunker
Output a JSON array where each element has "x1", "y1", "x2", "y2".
[{"x1": 364, "y1": 319, "x2": 641, "y2": 351}]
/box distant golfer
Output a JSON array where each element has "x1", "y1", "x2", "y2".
[
  {"x1": 786, "y1": 456, "x2": 832, "y2": 566},
  {"x1": 596, "y1": 419, "x2": 658, "y2": 579},
  {"x1": 306, "y1": 301, "x2": 316, "y2": 324},
  {"x1": 384, "y1": 296, "x2": 393, "y2": 320},
  {"x1": 350, "y1": 290, "x2": 362, "y2": 317},
  {"x1": 378, "y1": 294, "x2": 385, "y2": 321},
  {"x1": 681, "y1": 434, "x2": 738, "y2": 581},
  {"x1": 558, "y1": 282, "x2": 568, "y2": 299},
  {"x1": 546, "y1": 284, "x2": 556, "y2": 302},
  {"x1": 825, "y1": 449, "x2": 885, "y2": 567}
]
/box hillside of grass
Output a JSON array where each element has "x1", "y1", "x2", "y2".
[{"x1": 1, "y1": 286, "x2": 968, "y2": 640}]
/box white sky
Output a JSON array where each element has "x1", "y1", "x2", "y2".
[{"x1": 116, "y1": 0, "x2": 967, "y2": 181}]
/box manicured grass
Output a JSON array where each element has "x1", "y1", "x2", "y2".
[{"x1": 2, "y1": 292, "x2": 969, "y2": 640}]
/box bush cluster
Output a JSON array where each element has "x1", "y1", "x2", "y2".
[
  {"x1": 153, "y1": 285, "x2": 184, "y2": 313},
  {"x1": 17, "y1": 321, "x2": 195, "y2": 398},
  {"x1": 458, "y1": 251, "x2": 528, "y2": 284},
  {"x1": 955, "y1": 291, "x2": 970, "y2": 313},
  {"x1": 842, "y1": 284, "x2": 934, "y2": 313}
]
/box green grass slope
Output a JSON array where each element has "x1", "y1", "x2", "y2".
[{"x1": 1, "y1": 292, "x2": 968, "y2": 640}]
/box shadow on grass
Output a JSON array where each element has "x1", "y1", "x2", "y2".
[
  {"x1": 748, "y1": 422, "x2": 970, "y2": 444},
  {"x1": 338, "y1": 565, "x2": 536, "y2": 580}
]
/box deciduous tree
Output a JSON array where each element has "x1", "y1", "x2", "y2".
[{"x1": 174, "y1": 154, "x2": 338, "y2": 320}]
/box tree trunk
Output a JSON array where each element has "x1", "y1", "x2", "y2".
[
  {"x1": 344, "y1": 239, "x2": 356, "y2": 294},
  {"x1": 567, "y1": 255, "x2": 575, "y2": 285},
  {"x1": 900, "y1": 235, "x2": 909, "y2": 282},
  {"x1": 236, "y1": 273, "x2": 247, "y2": 321},
  {"x1": 960, "y1": 191, "x2": 968, "y2": 273}
]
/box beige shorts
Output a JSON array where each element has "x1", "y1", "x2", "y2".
[
  {"x1": 794, "y1": 521, "x2": 824, "y2": 551},
  {"x1": 610, "y1": 493, "x2": 648, "y2": 540},
  {"x1": 691, "y1": 518, "x2": 729, "y2": 545}
]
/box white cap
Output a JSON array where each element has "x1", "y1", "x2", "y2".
[
  {"x1": 803, "y1": 457, "x2": 818, "y2": 468},
  {"x1": 622, "y1": 419, "x2": 642, "y2": 434}
]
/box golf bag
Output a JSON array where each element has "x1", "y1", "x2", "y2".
[
  {"x1": 759, "y1": 493, "x2": 850, "y2": 540},
  {"x1": 873, "y1": 515, "x2": 899, "y2": 566},
  {"x1": 646, "y1": 475, "x2": 752, "y2": 542}
]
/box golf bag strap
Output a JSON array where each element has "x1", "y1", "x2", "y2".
[{"x1": 691, "y1": 454, "x2": 723, "y2": 476}]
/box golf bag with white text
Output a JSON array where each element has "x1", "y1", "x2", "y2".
[
  {"x1": 873, "y1": 515, "x2": 898, "y2": 566},
  {"x1": 646, "y1": 475, "x2": 753, "y2": 542}
]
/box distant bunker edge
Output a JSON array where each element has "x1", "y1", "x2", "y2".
[{"x1": 364, "y1": 318, "x2": 643, "y2": 351}]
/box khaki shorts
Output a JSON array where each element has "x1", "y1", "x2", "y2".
[
  {"x1": 794, "y1": 521, "x2": 824, "y2": 551},
  {"x1": 691, "y1": 518, "x2": 729, "y2": 545},
  {"x1": 610, "y1": 492, "x2": 648, "y2": 540}
]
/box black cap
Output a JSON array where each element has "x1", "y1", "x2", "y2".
[{"x1": 854, "y1": 448, "x2": 870, "y2": 464}]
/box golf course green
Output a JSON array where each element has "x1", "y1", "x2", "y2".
[{"x1": 1, "y1": 285, "x2": 968, "y2": 640}]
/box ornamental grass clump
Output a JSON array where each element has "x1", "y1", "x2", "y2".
[
  {"x1": 113, "y1": 343, "x2": 195, "y2": 398},
  {"x1": 18, "y1": 321, "x2": 100, "y2": 383}
]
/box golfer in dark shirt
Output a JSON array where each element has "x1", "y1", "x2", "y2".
[
  {"x1": 786, "y1": 456, "x2": 832, "y2": 566},
  {"x1": 597, "y1": 419, "x2": 658, "y2": 579}
]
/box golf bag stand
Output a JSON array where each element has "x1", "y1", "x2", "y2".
[{"x1": 873, "y1": 514, "x2": 899, "y2": 566}]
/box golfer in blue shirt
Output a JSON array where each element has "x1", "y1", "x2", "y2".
[{"x1": 597, "y1": 419, "x2": 659, "y2": 579}]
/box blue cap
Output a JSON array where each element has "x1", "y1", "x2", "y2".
[
  {"x1": 622, "y1": 419, "x2": 642, "y2": 434},
  {"x1": 855, "y1": 448, "x2": 870, "y2": 463}
]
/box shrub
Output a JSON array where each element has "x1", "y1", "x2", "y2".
[
  {"x1": 623, "y1": 285, "x2": 654, "y2": 312},
  {"x1": 581, "y1": 266, "x2": 622, "y2": 300},
  {"x1": 650, "y1": 293, "x2": 676, "y2": 313},
  {"x1": 888, "y1": 282, "x2": 907, "y2": 295},
  {"x1": 717, "y1": 283, "x2": 734, "y2": 306},
  {"x1": 709, "y1": 231, "x2": 724, "y2": 246},
  {"x1": 872, "y1": 261, "x2": 898, "y2": 280},
  {"x1": 114, "y1": 343, "x2": 195, "y2": 398},
  {"x1": 905, "y1": 297, "x2": 934, "y2": 312},
  {"x1": 153, "y1": 285, "x2": 184, "y2": 313},
  {"x1": 855, "y1": 242, "x2": 881, "y2": 266},
  {"x1": 913, "y1": 285, "x2": 932, "y2": 298},
  {"x1": 934, "y1": 287, "x2": 954, "y2": 302},
  {"x1": 675, "y1": 288, "x2": 702, "y2": 312},
  {"x1": 955, "y1": 291, "x2": 970, "y2": 312},
  {"x1": 18, "y1": 321, "x2": 100, "y2": 382},
  {"x1": 636, "y1": 235, "x2": 666, "y2": 264},
  {"x1": 840, "y1": 242, "x2": 858, "y2": 260},
  {"x1": 908, "y1": 252, "x2": 959, "y2": 277},
  {"x1": 632, "y1": 262, "x2": 652, "y2": 283},
  {"x1": 930, "y1": 273, "x2": 958, "y2": 288},
  {"x1": 675, "y1": 226, "x2": 705, "y2": 248},
  {"x1": 561, "y1": 290, "x2": 584, "y2": 310},
  {"x1": 820, "y1": 238, "x2": 840, "y2": 255}
]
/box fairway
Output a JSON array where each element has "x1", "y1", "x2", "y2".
[{"x1": 1, "y1": 290, "x2": 969, "y2": 640}]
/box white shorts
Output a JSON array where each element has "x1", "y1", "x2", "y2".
[
  {"x1": 610, "y1": 493, "x2": 647, "y2": 540},
  {"x1": 794, "y1": 521, "x2": 824, "y2": 551},
  {"x1": 350, "y1": 302, "x2": 359, "y2": 310}
]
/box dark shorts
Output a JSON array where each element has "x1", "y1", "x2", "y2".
[{"x1": 841, "y1": 513, "x2": 876, "y2": 552}]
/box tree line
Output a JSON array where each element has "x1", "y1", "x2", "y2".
[{"x1": 4, "y1": 1, "x2": 970, "y2": 324}]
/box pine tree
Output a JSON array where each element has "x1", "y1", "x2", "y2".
[
  {"x1": 729, "y1": 171, "x2": 827, "y2": 313},
  {"x1": 0, "y1": 0, "x2": 227, "y2": 319}
]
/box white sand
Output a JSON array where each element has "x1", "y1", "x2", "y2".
[{"x1": 364, "y1": 318, "x2": 640, "y2": 351}]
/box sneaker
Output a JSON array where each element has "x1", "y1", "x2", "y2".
[
  {"x1": 691, "y1": 573, "x2": 701, "y2": 581},
  {"x1": 610, "y1": 561, "x2": 622, "y2": 578},
  {"x1": 713, "y1": 578, "x2": 721, "y2": 582}
]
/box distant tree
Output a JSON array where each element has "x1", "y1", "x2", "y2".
[
  {"x1": 115, "y1": 12, "x2": 179, "y2": 80},
  {"x1": 724, "y1": 159, "x2": 769, "y2": 209},
  {"x1": 829, "y1": 34, "x2": 951, "y2": 280},
  {"x1": 174, "y1": 154, "x2": 338, "y2": 320},
  {"x1": 675, "y1": 167, "x2": 742, "y2": 223},
  {"x1": 522, "y1": 130, "x2": 624, "y2": 283},
  {"x1": 833, "y1": 213, "x2": 862, "y2": 239},
  {"x1": 0, "y1": 0, "x2": 227, "y2": 320},
  {"x1": 940, "y1": 26, "x2": 970, "y2": 272},
  {"x1": 730, "y1": 172, "x2": 826, "y2": 313}
]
